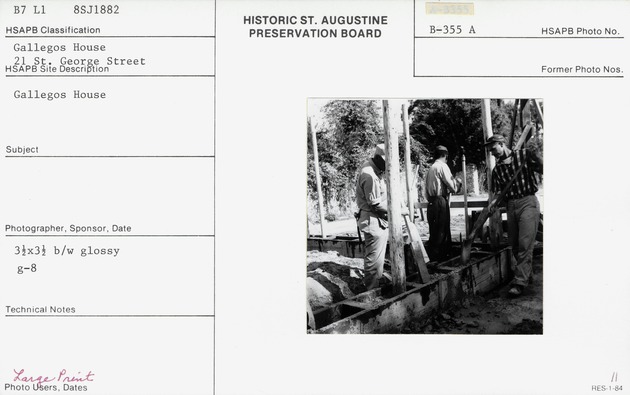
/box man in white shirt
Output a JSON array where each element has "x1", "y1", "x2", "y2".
[
  {"x1": 425, "y1": 145, "x2": 459, "y2": 262},
  {"x1": 356, "y1": 144, "x2": 388, "y2": 290}
]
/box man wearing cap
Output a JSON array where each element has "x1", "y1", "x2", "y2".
[
  {"x1": 356, "y1": 144, "x2": 388, "y2": 290},
  {"x1": 425, "y1": 145, "x2": 459, "y2": 262},
  {"x1": 485, "y1": 134, "x2": 543, "y2": 297}
]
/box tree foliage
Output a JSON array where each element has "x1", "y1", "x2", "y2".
[
  {"x1": 307, "y1": 100, "x2": 383, "y2": 209},
  {"x1": 408, "y1": 99, "x2": 512, "y2": 174},
  {"x1": 307, "y1": 99, "x2": 542, "y2": 216}
]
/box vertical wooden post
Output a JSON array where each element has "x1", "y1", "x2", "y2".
[
  {"x1": 532, "y1": 99, "x2": 544, "y2": 128},
  {"x1": 472, "y1": 165, "x2": 479, "y2": 195},
  {"x1": 518, "y1": 99, "x2": 525, "y2": 133},
  {"x1": 309, "y1": 117, "x2": 326, "y2": 238},
  {"x1": 382, "y1": 100, "x2": 406, "y2": 295},
  {"x1": 402, "y1": 103, "x2": 414, "y2": 222},
  {"x1": 461, "y1": 148, "x2": 469, "y2": 236},
  {"x1": 412, "y1": 164, "x2": 425, "y2": 221},
  {"x1": 480, "y1": 99, "x2": 501, "y2": 247},
  {"x1": 481, "y1": 100, "x2": 496, "y2": 192},
  {"x1": 524, "y1": 100, "x2": 532, "y2": 125},
  {"x1": 508, "y1": 99, "x2": 519, "y2": 148}
]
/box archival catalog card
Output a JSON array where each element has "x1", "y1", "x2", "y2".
[{"x1": 0, "y1": 1, "x2": 628, "y2": 394}]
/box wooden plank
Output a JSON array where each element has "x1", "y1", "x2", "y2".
[
  {"x1": 434, "y1": 254, "x2": 461, "y2": 267},
  {"x1": 341, "y1": 301, "x2": 370, "y2": 310},
  {"x1": 471, "y1": 259, "x2": 500, "y2": 294},
  {"x1": 420, "y1": 200, "x2": 488, "y2": 209},
  {"x1": 306, "y1": 237, "x2": 365, "y2": 258},
  {"x1": 515, "y1": 123, "x2": 535, "y2": 150},
  {"x1": 532, "y1": 99, "x2": 544, "y2": 128},
  {"x1": 370, "y1": 290, "x2": 440, "y2": 333},
  {"x1": 382, "y1": 100, "x2": 406, "y2": 294},
  {"x1": 404, "y1": 214, "x2": 431, "y2": 283}
]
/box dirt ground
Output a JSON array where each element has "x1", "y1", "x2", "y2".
[
  {"x1": 397, "y1": 252, "x2": 543, "y2": 334},
  {"x1": 307, "y1": 214, "x2": 543, "y2": 334},
  {"x1": 308, "y1": 192, "x2": 544, "y2": 334}
]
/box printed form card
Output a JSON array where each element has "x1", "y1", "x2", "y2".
[{"x1": 1, "y1": 1, "x2": 628, "y2": 394}]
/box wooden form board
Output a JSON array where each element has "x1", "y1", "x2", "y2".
[
  {"x1": 403, "y1": 214, "x2": 431, "y2": 283},
  {"x1": 418, "y1": 200, "x2": 488, "y2": 209},
  {"x1": 312, "y1": 247, "x2": 512, "y2": 333},
  {"x1": 307, "y1": 237, "x2": 365, "y2": 258}
]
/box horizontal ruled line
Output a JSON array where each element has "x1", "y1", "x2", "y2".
[
  {"x1": 6, "y1": 155, "x2": 215, "y2": 158},
  {"x1": 6, "y1": 75, "x2": 214, "y2": 78},
  {"x1": 6, "y1": 234, "x2": 214, "y2": 238},
  {"x1": 5, "y1": 35, "x2": 215, "y2": 38},
  {"x1": 413, "y1": 75, "x2": 624, "y2": 78},
  {"x1": 414, "y1": 36, "x2": 624, "y2": 39},
  {"x1": 6, "y1": 314, "x2": 215, "y2": 318}
]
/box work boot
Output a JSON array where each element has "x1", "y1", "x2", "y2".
[{"x1": 508, "y1": 285, "x2": 523, "y2": 297}]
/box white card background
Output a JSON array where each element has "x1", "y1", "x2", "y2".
[{"x1": 1, "y1": 0, "x2": 628, "y2": 394}]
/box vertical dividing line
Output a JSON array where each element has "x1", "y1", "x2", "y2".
[
  {"x1": 213, "y1": 1, "x2": 217, "y2": 394},
  {"x1": 413, "y1": 0, "x2": 416, "y2": 77}
]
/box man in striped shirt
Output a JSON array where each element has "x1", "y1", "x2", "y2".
[{"x1": 486, "y1": 134, "x2": 543, "y2": 297}]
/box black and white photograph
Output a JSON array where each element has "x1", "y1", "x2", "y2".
[{"x1": 307, "y1": 99, "x2": 544, "y2": 334}]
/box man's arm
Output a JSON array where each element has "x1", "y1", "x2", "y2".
[
  {"x1": 371, "y1": 188, "x2": 409, "y2": 215},
  {"x1": 440, "y1": 165, "x2": 458, "y2": 194},
  {"x1": 360, "y1": 173, "x2": 387, "y2": 214},
  {"x1": 490, "y1": 167, "x2": 500, "y2": 196},
  {"x1": 360, "y1": 173, "x2": 410, "y2": 216},
  {"x1": 527, "y1": 149, "x2": 543, "y2": 174},
  {"x1": 370, "y1": 197, "x2": 388, "y2": 214}
]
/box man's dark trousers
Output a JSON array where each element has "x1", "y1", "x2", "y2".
[{"x1": 427, "y1": 195, "x2": 451, "y2": 262}]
